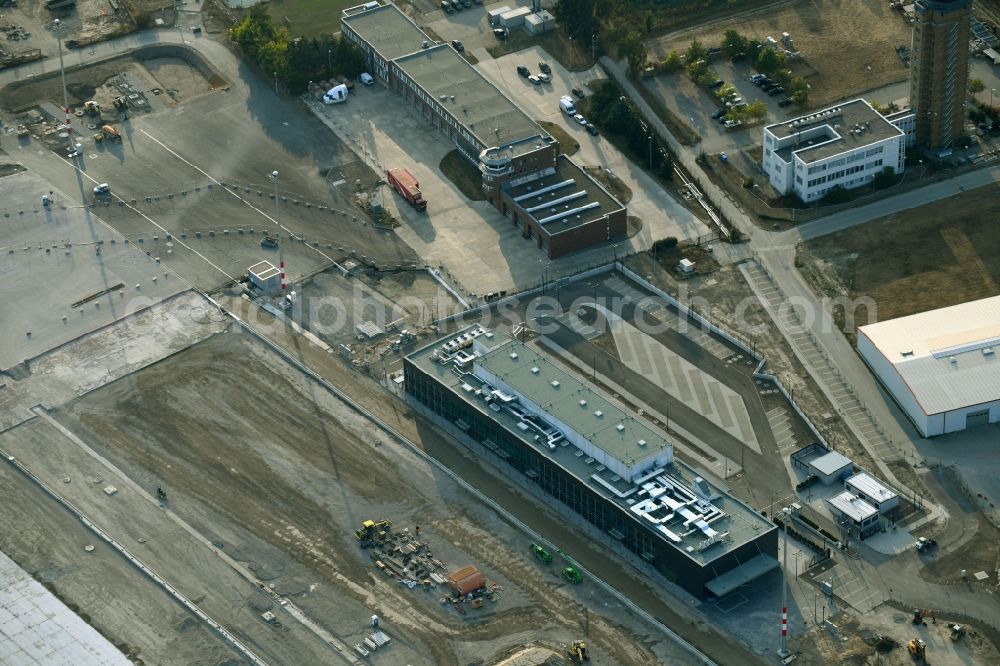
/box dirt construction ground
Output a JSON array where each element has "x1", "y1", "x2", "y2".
[
  {"x1": 652, "y1": 0, "x2": 913, "y2": 108},
  {"x1": 796, "y1": 183, "x2": 1000, "y2": 337},
  {"x1": 0, "y1": 328, "x2": 691, "y2": 665}
]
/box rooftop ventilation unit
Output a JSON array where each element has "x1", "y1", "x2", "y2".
[
  {"x1": 510, "y1": 352, "x2": 518, "y2": 359},
  {"x1": 550, "y1": 380, "x2": 560, "y2": 388},
  {"x1": 638, "y1": 439, "x2": 647, "y2": 447},
  {"x1": 594, "y1": 410, "x2": 603, "y2": 417},
  {"x1": 984, "y1": 347, "x2": 995, "y2": 356},
  {"x1": 949, "y1": 356, "x2": 957, "y2": 364},
  {"x1": 531, "y1": 366, "x2": 540, "y2": 373},
  {"x1": 579, "y1": 399, "x2": 587, "y2": 406},
  {"x1": 616, "y1": 424, "x2": 625, "y2": 432}
]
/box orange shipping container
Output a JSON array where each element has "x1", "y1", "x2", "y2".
[{"x1": 447, "y1": 565, "x2": 485, "y2": 596}]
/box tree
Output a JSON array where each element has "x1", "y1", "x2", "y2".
[
  {"x1": 970, "y1": 78, "x2": 985, "y2": 93},
  {"x1": 644, "y1": 10, "x2": 654, "y2": 34},
  {"x1": 662, "y1": 49, "x2": 682, "y2": 73},
  {"x1": 619, "y1": 31, "x2": 647, "y2": 77},
  {"x1": 872, "y1": 167, "x2": 898, "y2": 189},
  {"x1": 755, "y1": 47, "x2": 779, "y2": 74},
  {"x1": 553, "y1": 0, "x2": 596, "y2": 40},
  {"x1": 789, "y1": 76, "x2": 809, "y2": 107},
  {"x1": 685, "y1": 38, "x2": 706, "y2": 65},
  {"x1": 744, "y1": 100, "x2": 767, "y2": 120},
  {"x1": 721, "y1": 30, "x2": 748, "y2": 57}
]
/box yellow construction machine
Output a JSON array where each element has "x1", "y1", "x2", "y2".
[
  {"x1": 567, "y1": 640, "x2": 588, "y2": 663},
  {"x1": 354, "y1": 519, "x2": 392, "y2": 546},
  {"x1": 907, "y1": 638, "x2": 926, "y2": 661}
]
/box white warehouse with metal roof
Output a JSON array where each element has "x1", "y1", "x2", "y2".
[{"x1": 857, "y1": 295, "x2": 1000, "y2": 437}]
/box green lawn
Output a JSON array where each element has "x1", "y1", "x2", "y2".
[{"x1": 264, "y1": 0, "x2": 358, "y2": 39}]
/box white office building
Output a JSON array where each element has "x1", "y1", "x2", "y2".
[
  {"x1": 762, "y1": 99, "x2": 912, "y2": 202},
  {"x1": 857, "y1": 295, "x2": 1000, "y2": 436}
]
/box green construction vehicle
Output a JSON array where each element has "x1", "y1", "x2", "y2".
[
  {"x1": 562, "y1": 566, "x2": 583, "y2": 584},
  {"x1": 530, "y1": 543, "x2": 553, "y2": 564}
]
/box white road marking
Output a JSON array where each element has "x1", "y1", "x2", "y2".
[
  {"x1": 65, "y1": 157, "x2": 235, "y2": 283},
  {"x1": 137, "y1": 128, "x2": 348, "y2": 272}
]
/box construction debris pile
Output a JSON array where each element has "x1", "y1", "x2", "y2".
[{"x1": 354, "y1": 519, "x2": 503, "y2": 615}]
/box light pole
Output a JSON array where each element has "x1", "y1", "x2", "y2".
[
  {"x1": 274, "y1": 71, "x2": 279, "y2": 95},
  {"x1": 328, "y1": 49, "x2": 333, "y2": 75},
  {"x1": 270, "y1": 171, "x2": 286, "y2": 294},
  {"x1": 991, "y1": 88, "x2": 996, "y2": 108},
  {"x1": 778, "y1": 506, "x2": 791, "y2": 659},
  {"x1": 53, "y1": 19, "x2": 73, "y2": 156},
  {"x1": 591, "y1": 34, "x2": 597, "y2": 63}
]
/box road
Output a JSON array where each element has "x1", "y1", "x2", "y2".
[
  {"x1": 0, "y1": 27, "x2": 417, "y2": 291},
  {"x1": 603, "y1": 55, "x2": 1000, "y2": 632}
]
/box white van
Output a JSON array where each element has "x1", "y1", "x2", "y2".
[{"x1": 559, "y1": 96, "x2": 576, "y2": 115}]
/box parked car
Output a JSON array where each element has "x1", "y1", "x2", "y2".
[
  {"x1": 93, "y1": 183, "x2": 110, "y2": 195},
  {"x1": 731, "y1": 52, "x2": 747, "y2": 63},
  {"x1": 778, "y1": 98, "x2": 793, "y2": 107},
  {"x1": 441, "y1": 1, "x2": 453, "y2": 12},
  {"x1": 451, "y1": 40, "x2": 464, "y2": 52},
  {"x1": 260, "y1": 235, "x2": 279, "y2": 249},
  {"x1": 538, "y1": 62, "x2": 551, "y2": 74},
  {"x1": 559, "y1": 96, "x2": 577, "y2": 115},
  {"x1": 709, "y1": 79, "x2": 724, "y2": 89},
  {"x1": 461, "y1": 0, "x2": 471, "y2": 7},
  {"x1": 528, "y1": 75, "x2": 541, "y2": 85},
  {"x1": 517, "y1": 65, "x2": 530, "y2": 78},
  {"x1": 585, "y1": 123, "x2": 598, "y2": 136},
  {"x1": 711, "y1": 108, "x2": 726, "y2": 120},
  {"x1": 573, "y1": 113, "x2": 587, "y2": 125},
  {"x1": 451, "y1": 0, "x2": 464, "y2": 9},
  {"x1": 472, "y1": 0, "x2": 482, "y2": 4},
  {"x1": 767, "y1": 86, "x2": 784, "y2": 96},
  {"x1": 359, "y1": 72, "x2": 374, "y2": 85},
  {"x1": 571, "y1": 87, "x2": 585, "y2": 99},
  {"x1": 724, "y1": 119, "x2": 742, "y2": 129},
  {"x1": 537, "y1": 73, "x2": 550, "y2": 83},
  {"x1": 750, "y1": 73, "x2": 766, "y2": 83},
  {"x1": 493, "y1": 28, "x2": 507, "y2": 38}
]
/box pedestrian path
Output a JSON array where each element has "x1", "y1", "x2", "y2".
[
  {"x1": 741, "y1": 261, "x2": 901, "y2": 463},
  {"x1": 765, "y1": 407, "x2": 799, "y2": 455}
]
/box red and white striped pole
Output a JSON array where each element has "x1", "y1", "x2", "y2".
[{"x1": 778, "y1": 506, "x2": 790, "y2": 658}]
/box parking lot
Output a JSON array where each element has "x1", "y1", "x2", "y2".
[
  {"x1": 475, "y1": 44, "x2": 711, "y2": 246},
  {"x1": 643, "y1": 60, "x2": 792, "y2": 156}
]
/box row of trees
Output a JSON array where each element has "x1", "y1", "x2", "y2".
[
  {"x1": 229, "y1": 7, "x2": 366, "y2": 94},
  {"x1": 587, "y1": 81, "x2": 673, "y2": 179}
]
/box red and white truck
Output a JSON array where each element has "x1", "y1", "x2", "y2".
[{"x1": 386, "y1": 168, "x2": 426, "y2": 211}]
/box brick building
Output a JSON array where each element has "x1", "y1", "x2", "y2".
[
  {"x1": 341, "y1": 2, "x2": 626, "y2": 257},
  {"x1": 909, "y1": 0, "x2": 972, "y2": 150}
]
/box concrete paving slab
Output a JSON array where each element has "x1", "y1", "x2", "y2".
[
  {"x1": 0, "y1": 550, "x2": 130, "y2": 666},
  {"x1": 0, "y1": 171, "x2": 185, "y2": 371}
]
